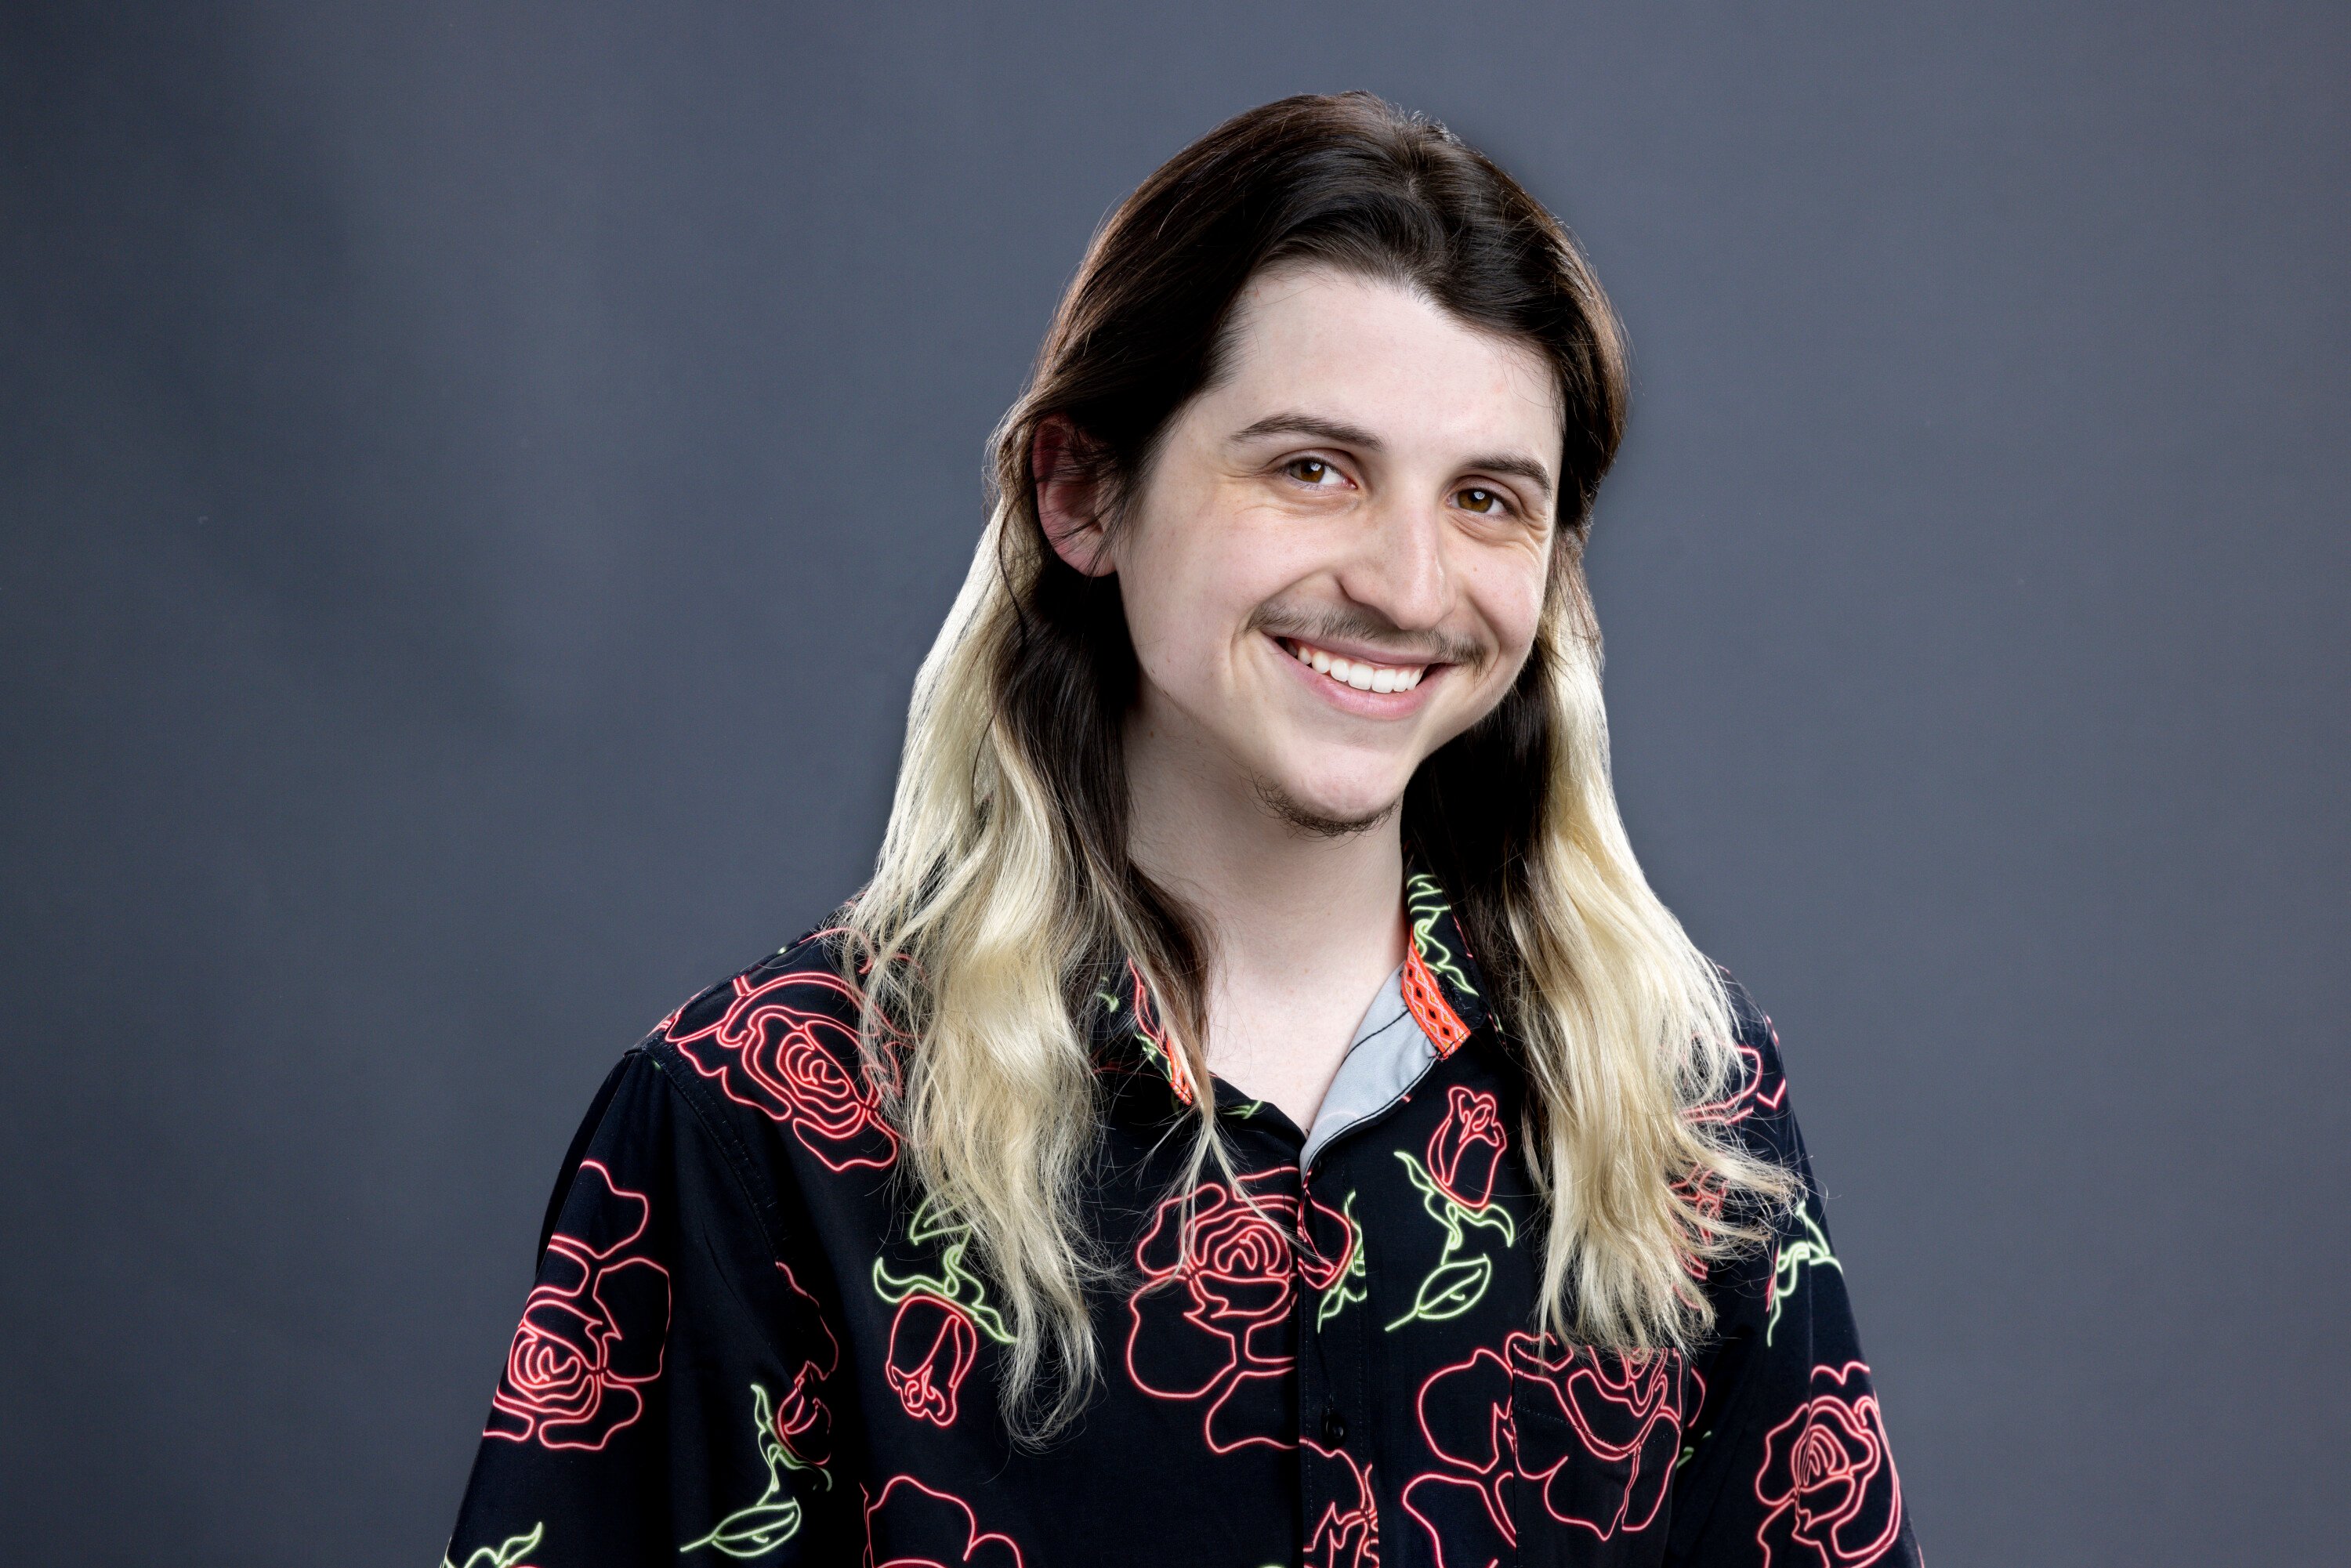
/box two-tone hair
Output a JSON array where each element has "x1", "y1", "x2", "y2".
[{"x1": 842, "y1": 90, "x2": 1792, "y2": 1438}]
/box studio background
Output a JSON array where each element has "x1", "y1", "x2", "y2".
[{"x1": 5, "y1": 5, "x2": 2345, "y2": 1564}]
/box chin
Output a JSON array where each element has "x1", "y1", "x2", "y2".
[{"x1": 1253, "y1": 767, "x2": 1410, "y2": 839}]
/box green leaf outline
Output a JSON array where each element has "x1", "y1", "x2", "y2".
[
  {"x1": 1401, "y1": 1254, "x2": 1492, "y2": 1327},
  {"x1": 1406, "y1": 871, "x2": 1479, "y2": 996},
  {"x1": 443, "y1": 1522, "x2": 544, "y2": 1568},
  {"x1": 1764, "y1": 1202, "x2": 1842, "y2": 1346},
  {"x1": 1315, "y1": 1190, "x2": 1369, "y2": 1329},
  {"x1": 748, "y1": 1383, "x2": 825, "y2": 1486},
  {"x1": 681, "y1": 1383, "x2": 810, "y2": 1559},
  {"x1": 1396, "y1": 1150, "x2": 1516, "y2": 1246},
  {"x1": 871, "y1": 1195, "x2": 1014, "y2": 1345},
  {"x1": 686, "y1": 1501, "x2": 804, "y2": 1560},
  {"x1": 1387, "y1": 1151, "x2": 1516, "y2": 1331}
]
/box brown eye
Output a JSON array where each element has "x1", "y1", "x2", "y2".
[
  {"x1": 1457, "y1": 487, "x2": 1505, "y2": 514},
  {"x1": 1285, "y1": 457, "x2": 1335, "y2": 485}
]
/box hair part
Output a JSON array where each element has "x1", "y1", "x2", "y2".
[{"x1": 841, "y1": 90, "x2": 1793, "y2": 1442}]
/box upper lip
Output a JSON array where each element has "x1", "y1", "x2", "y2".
[{"x1": 1273, "y1": 632, "x2": 1446, "y2": 669}]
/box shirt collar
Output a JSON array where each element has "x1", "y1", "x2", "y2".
[{"x1": 1091, "y1": 867, "x2": 1488, "y2": 1111}]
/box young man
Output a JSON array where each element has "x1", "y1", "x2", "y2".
[{"x1": 446, "y1": 92, "x2": 1918, "y2": 1568}]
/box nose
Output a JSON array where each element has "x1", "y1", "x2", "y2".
[{"x1": 1335, "y1": 491, "x2": 1450, "y2": 633}]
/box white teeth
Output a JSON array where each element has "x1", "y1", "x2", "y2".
[{"x1": 1287, "y1": 639, "x2": 1426, "y2": 694}]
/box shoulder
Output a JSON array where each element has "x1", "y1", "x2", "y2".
[
  {"x1": 643, "y1": 923, "x2": 865, "y2": 1056},
  {"x1": 635, "y1": 924, "x2": 904, "y2": 1181}
]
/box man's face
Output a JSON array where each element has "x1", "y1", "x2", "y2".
[{"x1": 1057, "y1": 265, "x2": 1563, "y2": 832}]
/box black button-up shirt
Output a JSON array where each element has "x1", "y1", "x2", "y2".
[{"x1": 447, "y1": 875, "x2": 1920, "y2": 1566}]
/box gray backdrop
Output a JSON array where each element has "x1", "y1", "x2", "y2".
[{"x1": 4, "y1": 5, "x2": 2344, "y2": 1564}]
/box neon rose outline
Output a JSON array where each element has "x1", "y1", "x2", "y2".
[
  {"x1": 690, "y1": 1258, "x2": 853, "y2": 1555},
  {"x1": 886, "y1": 1293, "x2": 980, "y2": 1429},
  {"x1": 683, "y1": 1384, "x2": 806, "y2": 1559},
  {"x1": 665, "y1": 968, "x2": 900, "y2": 1173},
  {"x1": 1303, "y1": 1439, "x2": 1382, "y2": 1568},
  {"x1": 770, "y1": 1262, "x2": 841, "y2": 1474},
  {"x1": 1672, "y1": 1165, "x2": 1731, "y2": 1284},
  {"x1": 1509, "y1": 1333, "x2": 1696, "y2": 1540},
  {"x1": 485, "y1": 1160, "x2": 672, "y2": 1451},
  {"x1": 1389, "y1": 1095, "x2": 1516, "y2": 1331},
  {"x1": 1754, "y1": 1361, "x2": 1904, "y2": 1568},
  {"x1": 1400, "y1": 1343, "x2": 1515, "y2": 1568},
  {"x1": 1401, "y1": 1330, "x2": 1699, "y2": 1563},
  {"x1": 1425, "y1": 1085, "x2": 1506, "y2": 1211},
  {"x1": 1686, "y1": 1025, "x2": 1789, "y2": 1130},
  {"x1": 1125, "y1": 1167, "x2": 1353, "y2": 1453},
  {"x1": 862, "y1": 1474, "x2": 1026, "y2": 1568},
  {"x1": 873, "y1": 1193, "x2": 1015, "y2": 1348}
]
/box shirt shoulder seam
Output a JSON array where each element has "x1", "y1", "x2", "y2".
[{"x1": 638, "y1": 1037, "x2": 798, "y2": 1267}]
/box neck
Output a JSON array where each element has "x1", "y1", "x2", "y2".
[{"x1": 1122, "y1": 701, "x2": 1409, "y2": 1106}]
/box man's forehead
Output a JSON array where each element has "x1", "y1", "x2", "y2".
[{"x1": 1209, "y1": 269, "x2": 1563, "y2": 463}]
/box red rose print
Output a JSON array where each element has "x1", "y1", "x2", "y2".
[
  {"x1": 485, "y1": 1161, "x2": 672, "y2": 1451},
  {"x1": 1672, "y1": 1165, "x2": 1731, "y2": 1284},
  {"x1": 1425, "y1": 1085, "x2": 1505, "y2": 1211},
  {"x1": 1389, "y1": 1093, "x2": 1517, "y2": 1330},
  {"x1": 1509, "y1": 1333, "x2": 1695, "y2": 1539},
  {"x1": 1754, "y1": 1362, "x2": 1904, "y2": 1568},
  {"x1": 887, "y1": 1293, "x2": 980, "y2": 1429},
  {"x1": 1401, "y1": 1344, "x2": 1515, "y2": 1568},
  {"x1": 1687, "y1": 1027, "x2": 1788, "y2": 1129},
  {"x1": 1125, "y1": 1168, "x2": 1353, "y2": 1453},
  {"x1": 1303, "y1": 1439, "x2": 1382, "y2": 1568},
  {"x1": 1403, "y1": 1331, "x2": 1698, "y2": 1564},
  {"x1": 863, "y1": 1474, "x2": 1026, "y2": 1568},
  {"x1": 770, "y1": 1360, "x2": 831, "y2": 1470},
  {"x1": 665, "y1": 968, "x2": 900, "y2": 1173},
  {"x1": 770, "y1": 1262, "x2": 842, "y2": 1471}
]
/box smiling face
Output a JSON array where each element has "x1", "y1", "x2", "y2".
[{"x1": 1040, "y1": 265, "x2": 1565, "y2": 834}]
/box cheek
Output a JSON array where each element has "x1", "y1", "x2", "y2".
[
  {"x1": 1465, "y1": 553, "x2": 1552, "y2": 679},
  {"x1": 1118, "y1": 530, "x2": 1226, "y2": 690},
  {"x1": 1118, "y1": 498, "x2": 1290, "y2": 690}
]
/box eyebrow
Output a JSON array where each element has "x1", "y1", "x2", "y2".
[
  {"x1": 1229, "y1": 412, "x2": 1385, "y2": 451},
  {"x1": 1459, "y1": 451, "x2": 1556, "y2": 502},
  {"x1": 1228, "y1": 411, "x2": 1556, "y2": 502}
]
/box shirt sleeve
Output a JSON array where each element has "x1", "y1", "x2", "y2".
[
  {"x1": 1664, "y1": 994, "x2": 1922, "y2": 1567},
  {"x1": 443, "y1": 1048, "x2": 849, "y2": 1567}
]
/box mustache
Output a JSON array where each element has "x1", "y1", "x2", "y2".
[{"x1": 1245, "y1": 603, "x2": 1489, "y2": 668}]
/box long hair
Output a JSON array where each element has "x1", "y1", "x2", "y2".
[{"x1": 841, "y1": 91, "x2": 1793, "y2": 1438}]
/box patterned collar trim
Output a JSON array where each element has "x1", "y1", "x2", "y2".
[{"x1": 1094, "y1": 869, "x2": 1487, "y2": 1110}]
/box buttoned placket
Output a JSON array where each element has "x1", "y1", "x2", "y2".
[
  {"x1": 1186, "y1": 963, "x2": 1454, "y2": 1565},
  {"x1": 1196, "y1": 1094, "x2": 1366, "y2": 1560},
  {"x1": 1298, "y1": 1128, "x2": 1363, "y2": 1558},
  {"x1": 1096, "y1": 876, "x2": 1487, "y2": 1564}
]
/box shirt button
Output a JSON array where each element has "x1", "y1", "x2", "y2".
[{"x1": 1320, "y1": 1407, "x2": 1347, "y2": 1447}]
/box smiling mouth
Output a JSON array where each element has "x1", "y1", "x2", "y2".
[{"x1": 1279, "y1": 636, "x2": 1432, "y2": 693}]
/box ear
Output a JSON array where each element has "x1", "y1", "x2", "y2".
[{"x1": 1032, "y1": 415, "x2": 1118, "y2": 578}]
